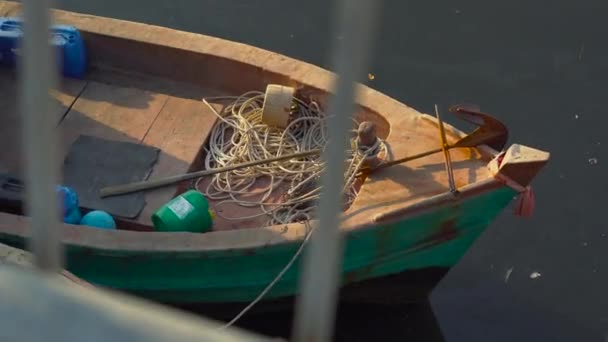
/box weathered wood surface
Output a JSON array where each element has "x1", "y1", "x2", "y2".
[
  {"x1": 139, "y1": 96, "x2": 221, "y2": 223},
  {"x1": 0, "y1": 68, "x2": 86, "y2": 176},
  {"x1": 59, "y1": 81, "x2": 168, "y2": 147},
  {"x1": 0, "y1": 1, "x2": 17, "y2": 16},
  {"x1": 0, "y1": 266, "x2": 276, "y2": 341}
]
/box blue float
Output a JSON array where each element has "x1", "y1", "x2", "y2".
[{"x1": 80, "y1": 210, "x2": 117, "y2": 230}]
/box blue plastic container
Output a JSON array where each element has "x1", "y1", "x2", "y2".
[
  {"x1": 64, "y1": 207, "x2": 82, "y2": 225},
  {"x1": 56, "y1": 185, "x2": 82, "y2": 224},
  {"x1": 56, "y1": 185, "x2": 78, "y2": 216},
  {"x1": 0, "y1": 17, "x2": 87, "y2": 78}
]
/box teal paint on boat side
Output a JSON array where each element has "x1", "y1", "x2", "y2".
[
  {"x1": 0, "y1": 186, "x2": 516, "y2": 303},
  {"x1": 51, "y1": 186, "x2": 516, "y2": 304}
]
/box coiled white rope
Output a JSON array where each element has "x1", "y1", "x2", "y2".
[
  {"x1": 202, "y1": 92, "x2": 386, "y2": 328},
  {"x1": 198, "y1": 91, "x2": 386, "y2": 226}
]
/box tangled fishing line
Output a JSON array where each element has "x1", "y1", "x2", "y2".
[{"x1": 198, "y1": 90, "x2": 386, "y2": 226}]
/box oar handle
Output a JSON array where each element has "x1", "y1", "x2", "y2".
[
  {"x1": 99, "y1": 149, "x2": 322, "y2": 198},
  {"x1": 99, "y1": 173, "x2": 194, "y2": 198}
]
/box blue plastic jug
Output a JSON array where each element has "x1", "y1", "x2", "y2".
[
  {"x1": 0, "y1": 17, "x2": 87, "y2": 78},
  {"x1": 56, "y1": 185, "x2": 81, "y2": 224}
]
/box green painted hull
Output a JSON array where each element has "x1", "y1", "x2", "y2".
[{"x1": 0, "y1": 186, "x2": 515, "y2": 304}]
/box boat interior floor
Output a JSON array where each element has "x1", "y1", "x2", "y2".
[{"x1": 0, "y1": 66, "x2": 492, "y2": 232}]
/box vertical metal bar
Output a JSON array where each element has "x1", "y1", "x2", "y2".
[
  {"x1": 20, "y1": 0, "x2": 62, "y2": 271},
  {"x1": 291, "y1": 0, "x2": 381, "y2": 341}
]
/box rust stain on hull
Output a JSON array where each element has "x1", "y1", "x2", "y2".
[
  {"x1": 418, "y1": 217, "x2": 460, "y2": 249},
  {"x1": 342, "y1": 217, "x2": 460, "y2": 285}
]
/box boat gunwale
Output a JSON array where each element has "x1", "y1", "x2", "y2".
[{"x1": 0, "y1": 177, "x2": 509, "y2": 253}]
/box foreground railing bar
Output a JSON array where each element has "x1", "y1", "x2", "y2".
[
  {"x1": 0, "y1": 267, "x2": 272, "y2": 341},
  {"x1": 291, "y1": 0, "x2": 382, "y2": 341},
  {"x1": 20, "y1": 0, "x2": 63, "y2": 271}
]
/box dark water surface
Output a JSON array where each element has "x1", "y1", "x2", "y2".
[{"x1": 54, "y1": 0, "x2": 608, "y2": 340}]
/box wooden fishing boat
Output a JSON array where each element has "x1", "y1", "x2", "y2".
[{"x1": 0, "y1": 1, "x2": 549, "y2": 315}]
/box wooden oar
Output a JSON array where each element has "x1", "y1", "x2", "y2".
[
  {"x1": 99, "y1": 149, "x2": 322, "y2": 198},
  {"x1": 100, "y1": 105, "x2": 508, "y2": 198}
]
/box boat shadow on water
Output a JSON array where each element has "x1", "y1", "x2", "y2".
[{"x1": 172, "y1": 298, "x2": 446, "y2": 341}]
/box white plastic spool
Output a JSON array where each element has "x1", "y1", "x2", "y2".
[{"x1": 261, "y1": 84, "x2": 295, "y2": 128}]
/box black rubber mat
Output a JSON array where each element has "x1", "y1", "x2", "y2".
[{"x1": 62, "y1": 135, "x2": 160, "y2": 219}]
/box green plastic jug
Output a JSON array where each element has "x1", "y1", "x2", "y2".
[{"x1": 151, "y1": 190, "x2": 214, "y2": 233}]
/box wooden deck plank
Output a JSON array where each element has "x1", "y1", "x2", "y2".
[
  {"x1": 0, "y1": 1, "x2": 18, "y2": 16},
  {"x1": 0, "y1": 69, "x2": 86, "y2": 176},
  {"x1": 58, "y1": 81, "x2": 169, "y2": 150},
  {"x1": 138, "y1": 96, "x2": 221, "y2": 226}
]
